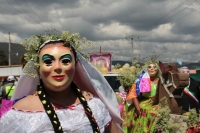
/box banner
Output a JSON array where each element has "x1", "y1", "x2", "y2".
[{"x1": 89, "y1": 54, "x2": 112, "y2": 72}]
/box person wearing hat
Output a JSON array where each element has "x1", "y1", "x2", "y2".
[{"x1": 0, "y1": 76, "x2": 16, "y2": 101}]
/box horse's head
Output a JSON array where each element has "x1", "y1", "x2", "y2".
[{"x1": 157, "y1": 62, "x2": 190, "y2": 114}]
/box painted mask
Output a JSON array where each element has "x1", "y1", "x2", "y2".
[
  {"x1": 147, "y1": 63, "x2": 158, "y2": 77},
  {"x1": 39, "y1": 43, "x2": 75, "y2": 91}
]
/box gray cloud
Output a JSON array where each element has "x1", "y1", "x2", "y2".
[{"x1": 0, "y1": 0, "x2": 200, "y2": 63}]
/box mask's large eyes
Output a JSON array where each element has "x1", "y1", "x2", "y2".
[
  {"x1": 60, "y1": 54, "x2": 72, "y2": 65},
  {"x1": 44, "y1": 59, "x2": 53, "y2": 66},
  {"x1": 61, "y1": 58, "x2": 71, "y2": 65},
  {"x1": 42, "y1": 54, "x2": 54, "y2": 66}
]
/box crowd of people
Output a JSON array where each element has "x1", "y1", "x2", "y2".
[{"x1": 0, "y1": 31, "x2": 200, "y2": 133}]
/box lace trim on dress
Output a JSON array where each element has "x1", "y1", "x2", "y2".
[
  {"x1": 12, "y1": 96, "x2": 94, "y2": 112},
  {"x1": 0, "y1": 97, "x2": 112, "y2": 133}
]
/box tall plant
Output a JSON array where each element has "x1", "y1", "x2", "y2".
[
  {"x1": 117, "y1": 59, "x2": 149, "y2": 89},
  {"x1": 153, "y1": 97, "x2": 180, "y2": 133}
]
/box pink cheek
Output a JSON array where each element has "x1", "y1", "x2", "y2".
[
  {"x1": 65, "y1": 65, "x2": 75, "y2": 74},
  {"x1": 42, "y1": 68, "x2": 53, "y2": 78}
]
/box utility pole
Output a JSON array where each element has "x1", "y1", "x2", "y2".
[
  {"x1": 8, "y1": 32, "x2": 11, "y2": 66},
  {"x1": 131, "y1": 38, "x2": 134, "y2": 65},
  {"x1": 125, "y1": 36, "x2": 134, "y2": 65}
]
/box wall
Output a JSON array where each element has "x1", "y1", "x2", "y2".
[{"x1": 0, "y1": 65, "x2": 22, "y2": 78}]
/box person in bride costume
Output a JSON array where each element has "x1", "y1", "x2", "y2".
[{"x1": 0, "y1": 31, "x2": 123, "y2": 133}]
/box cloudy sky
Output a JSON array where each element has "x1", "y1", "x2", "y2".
[{"x1": 0, "y1": 0, "x2": 200, "y2": 63}]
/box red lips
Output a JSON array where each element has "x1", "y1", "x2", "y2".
[{"x1": 52, "y1": 75, "x2": 65, "y2": 80}]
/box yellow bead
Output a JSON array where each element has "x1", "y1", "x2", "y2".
[
  {"x1": 43, "y1": 94, "x2": 45, "y2": 97},
  {"x1": 42, "y1": 100, "x2": 46, "y2": 104},
  {"x1": 58, "y1": 126, "x2": 61, "y2": 130},
  {"x1": 47, "y1": 110, "x2": 51, "y2": 114},
  {"x1": 54, "y1": 115, "x2": 56, "y2": 118},
  {"x1": 38, "y1": 91, "x2": 41, "y2": 94},
  {"x1": 81, "y1": 97, "x2": 85, "y2": 101},
  {"x1": 87, "y1": 108, "x2": 91, "y2": 112},
  {"x1": 53, "y1": 121, "x2": 57, "y2": 124}
]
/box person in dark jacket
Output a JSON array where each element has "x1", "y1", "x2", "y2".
[{"x1": 180, "y1": 66, "x2": 200, "y2": 113}]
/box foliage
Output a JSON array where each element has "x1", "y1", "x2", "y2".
[
  {"x1": 79, "y1": 52, "x2": 90, "y2": 61},
  {"x1": 21, "y1": 30, "x2": 93, "y2": 68},
  {"x1": 117, "y1": 59, "x2": 152, "y2": 89},
  {"x1": 117, "y1": 68, "x2": 136, "y2": 88},
  {"x1": 154, "y1": 98, "x2": 199, "y2": 133},
  {"x1": 0, "y1": 49, "x2": 8, "y2": 65},
  {"x1": 114, "y1": 63, "x2": 121, "y2": 69},
  {"x1": 154, "y1": 97, "x2": 180, "y2": 133},
  {"x1": 186, "y1": 108, "x2": 199, "y2": 127}
]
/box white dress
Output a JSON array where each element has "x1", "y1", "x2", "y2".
[{"x1": 0, "y1": 97, "x2": 111, "y2": 133}]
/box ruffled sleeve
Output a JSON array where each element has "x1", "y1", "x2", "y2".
[{"x1": 126, "y1": 84, "x2": 137, "y2": 100}]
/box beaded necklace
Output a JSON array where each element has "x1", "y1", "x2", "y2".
[{"x1": 37, "y1": 80, "x2": 100, "y2": 133}]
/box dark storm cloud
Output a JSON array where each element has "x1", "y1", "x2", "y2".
[
  {"x1": 172, "y1": 14, "x2": 200, "y2": 36},
  {"x1": 10, "y1": 0, "x2": 80, "y2": 8},
  {"x1": 0, "y1": 0, "x2": 200, "y2": 62}
]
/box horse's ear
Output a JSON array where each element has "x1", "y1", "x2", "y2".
[{"x1": 159, "y1": 61, "x2": 165, "y2": 73}]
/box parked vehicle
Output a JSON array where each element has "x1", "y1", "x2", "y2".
[{"x1": 103, "y1": 73, "x2": 121, "y2": 92}]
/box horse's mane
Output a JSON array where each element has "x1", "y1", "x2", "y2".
[{"x1": 162, "y1": 63, "x2": 179, "y2": 80}]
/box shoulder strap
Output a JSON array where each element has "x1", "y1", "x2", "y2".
[{"x1": 5, "y1": 83, "x2": 14, "y2": 100}]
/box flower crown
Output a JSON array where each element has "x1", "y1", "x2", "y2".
[
  {"x1": 21, "y1": 30, "x2": 93, "y2": 77},
  {"x1": 148, "y1": 58, "x2": 159, "y2": 64}
]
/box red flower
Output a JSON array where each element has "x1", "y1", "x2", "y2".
[
  {"x1": 134, "y1": 113, "x2": 137, "y2": 118},
  {"x1": 142, "y1": 110, "x2": 147, "y2": 117},
  {"x1": 150, "y1": 113, "x2": 157, "y2": 117},
  {"x1": 130, "y1": 121, "x2": 134, "y2": 126}
]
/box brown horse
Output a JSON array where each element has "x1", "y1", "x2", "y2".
[{"x1": 154, "y1": 63, "x2": 190, "y2": 114}]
